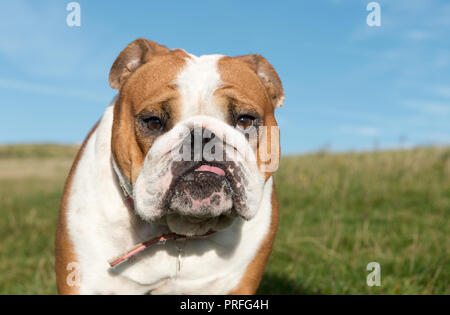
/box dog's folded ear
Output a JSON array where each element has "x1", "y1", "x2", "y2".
[
  {"x1": 109, "y1": 38, "x2": 170, "y2": 89},
  {"x1": 235, "y1": 54, "x2": 284, "y2": 108}
]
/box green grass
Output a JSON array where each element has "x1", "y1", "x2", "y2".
[
  {"x1": 0, "y1": 145, "x2": 448, "y2": 294},
  {"x1": 259, "y1": 147, "x2": 450, "y2": 294}
]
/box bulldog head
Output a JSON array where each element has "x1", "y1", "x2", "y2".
[{"x1": 110, "y1": 38, "x2": 284, "y2": 236}]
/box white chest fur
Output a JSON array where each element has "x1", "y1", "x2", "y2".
[{"x1": 66, "y1": 101, "x2": 274, "y2": 294}]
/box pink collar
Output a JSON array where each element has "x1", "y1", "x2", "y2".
[{"x1": 108, "y1": 230, "x2": 216, "y2": 268}]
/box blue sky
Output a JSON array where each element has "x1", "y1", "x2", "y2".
[{"x1": 0, "y1": 0, "x2": 449, "y2": 154}]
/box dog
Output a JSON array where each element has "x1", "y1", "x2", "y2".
[{"x1": 55, "y1": 38, "x2": 284, "y2": 294}]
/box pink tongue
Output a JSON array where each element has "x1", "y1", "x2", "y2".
[{"x1": 195, "y1": 165, "x2": 225, "y2": 176}]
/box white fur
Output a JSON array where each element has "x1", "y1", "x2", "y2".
[
  {"x1": 65, "y1": 54, "x2": 275, "y2": 294},
  {"x1": 176, "y1": 54, "x2": 225, "y2": 121}
]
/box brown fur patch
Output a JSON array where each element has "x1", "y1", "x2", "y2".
[
  {"x1": 228, "y1": 183, "x2": 279, "y2": 294},
  {"x1": 55, "y1": 122, "x2": 99, "y2": 295},
  {"x1": 111, "y1": 50, "x2": 190, "y2": 185},
  {"x1": 217, "y1": 56, "x2": 281, "y2": 180}
]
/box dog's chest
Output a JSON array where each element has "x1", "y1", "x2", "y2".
[
  {"x1": 76, "y1": 222, "x2": 260, "y2": 294},
  {"x1": 115, "y1": 236, "x2": 246, "y2": 294},
  {"x1": 109, "y1": 228, "x2": 244, "y2": 293}
]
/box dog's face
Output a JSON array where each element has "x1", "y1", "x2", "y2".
[{"x1": 110, "y1": 39, "x2": 284, "y2": 236}]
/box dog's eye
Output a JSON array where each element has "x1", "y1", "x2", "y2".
[
  {"x1": 236, "y1": 115, "x2": 256, "y2": 131},
  {"x1": 144, "y1": 116, "x2": 163, "y2": 131}
]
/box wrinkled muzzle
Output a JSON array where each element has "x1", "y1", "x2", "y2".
[{"x1": 133, "y1": 116, "x2": 265, "y2": 236}]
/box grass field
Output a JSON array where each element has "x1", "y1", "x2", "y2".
[{"x1": 0, "y1": 144, "x2": 448, "y2": 294}]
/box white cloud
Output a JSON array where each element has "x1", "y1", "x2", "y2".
[
  {"x1": 403, "y1": 100, "x2": 450, "y2": 115},
  {"x1": 424, "y1": 132, "x2": 450, "y2": 144},
  {"x1": 0, "y1": 78, "x2": 109, "y2": 103},
  {"x1": 338, "y1": 125, "x2": 381, "y2": 137},
  {"x1": 405, "y1": 30, "x2": 435, "y2": 41},
  {"x1": 432, "y1": 86, "x2": 450, "y2": 99}
]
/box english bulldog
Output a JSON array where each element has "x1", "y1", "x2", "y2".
[{"x1": 55, "y1": 38, "x2": 284, "y2": 294}]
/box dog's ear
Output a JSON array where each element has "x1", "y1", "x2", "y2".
[
  {"x1": 235, "y1": 54, "x2": 284, "y2": 108},
  {"x1": 109, "y1": 38, "x2": 170, "y2": 89}
]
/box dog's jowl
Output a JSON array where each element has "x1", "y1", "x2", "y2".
[{"x1": 55, "y1": 38, "x2": 284, "y2": 294}]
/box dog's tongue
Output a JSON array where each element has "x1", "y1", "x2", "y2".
[{"x1": 195, "y1": 165, "x2": 225, "y2": 176}]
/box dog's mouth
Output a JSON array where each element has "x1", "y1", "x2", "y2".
[{"x1": 152, "y1": 161, "x2": 245, "y2": 236}]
